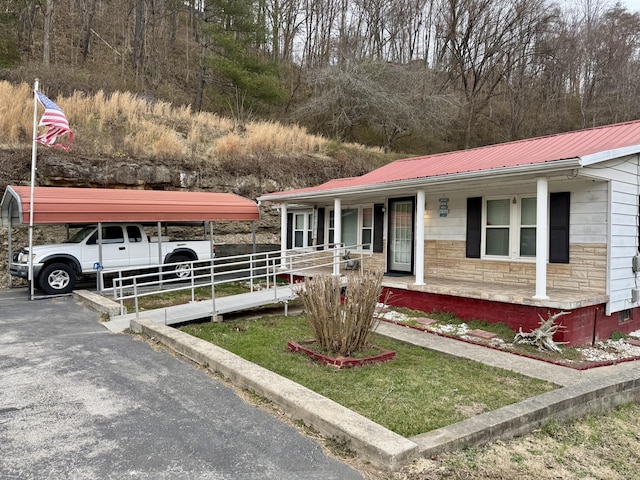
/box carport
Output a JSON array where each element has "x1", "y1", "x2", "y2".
[{"x1": 1, "y1": 185, "x2": 260, "y2": 296}]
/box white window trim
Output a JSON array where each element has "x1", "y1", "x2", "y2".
[
  {"x1": 481, "y1": 195, "x2": 537, "y2": 261},
  {"x1": 326, "y1": 205, "x2": 374, "y2": 252},
  {"x1": 292, "y1": 210, "x2": 314, "y2": 249}
]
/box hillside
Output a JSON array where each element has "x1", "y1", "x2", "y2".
[
  {"x1": 3, "y1": 1, "x2": 639, "y2": 153},
  {"x1": 0, "y1": 81, "x2": 392, "y2": 288}
]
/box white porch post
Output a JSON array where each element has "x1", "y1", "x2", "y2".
[
  {"x1": 533, "y1": 177, "x2": 549, "y2": 299},
  {"x1": 414, "y1": 190, "x2": 426, "y2": 285},
  {"x1": 280, "y1": 203, "x2": 287, "y2": 269},
  {"x1": 333, "y1": 198, "x2": 342, "y2": 276}
]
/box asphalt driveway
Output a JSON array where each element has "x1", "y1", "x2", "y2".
[{"x1": 0, "y1": 289, "x2": 363, "y2": 479}]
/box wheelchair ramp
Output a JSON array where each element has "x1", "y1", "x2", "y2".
[{"x1": 104, "y1": 285, "x2": 298, "y2": 333}]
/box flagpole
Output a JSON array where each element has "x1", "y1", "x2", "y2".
[{"x1": 28, "y1": 79, "x2": 39, "y2": 300}]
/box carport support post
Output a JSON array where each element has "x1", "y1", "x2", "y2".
[
  {"x1": 7, "y1": 203, "x2": 14, "y2": 288},
  {"x1": 533, "y1": 177, "x2": 549, "y2": 300},
  {"x1": 157, "y1": 221, "x2": 163, "y2": 286},
  {"x1": 97, "y1": 222, "x2": 103, "y2": 292}
]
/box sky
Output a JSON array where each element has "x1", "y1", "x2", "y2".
[
  {"x1": 563, "y1": 0, "x2": 640, "y2": 12},
  {"x1": 621, "y1": 0, "x2": 640, "y2": 11}
]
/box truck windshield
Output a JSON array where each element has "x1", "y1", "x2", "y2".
[{"x1": 66, "y1": 226, "x2": 96, "y2": 243}]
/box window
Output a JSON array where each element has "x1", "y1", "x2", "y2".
[
  {"x1": 485, "y1": 199, "x2": 510, "y2": 256},
  {"x1": 483, "y1": 196, "x2": 536, "y2": 259},
  {"x1": 127, "y1": 226, "x2": 143, "y2": 243},
  {"x1": 467, "y1": 193, "x2": 570, "y2": 263},
  {"x1": 362, "y1": 207, "x2": 373, "y2": 249},
  {"x1": 328, "y1": 206, "x2": 374, "y2": 250},
  {"x1": 519, "y1": 198, "x2": 537, "y2": 257},
  {"x1": 293, "y1": 212, "x2": 313, "y2": 248},
  {"x1": 87, "y1": 226, "x2": 124, "y2": 245}
]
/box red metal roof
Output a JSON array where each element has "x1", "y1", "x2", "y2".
[
  {"x1": 1, "y1": 186, "x2": 259, "y2": 225},
  {"x1": 261, "y1": 120, "x2": 640, "y2": 199}
]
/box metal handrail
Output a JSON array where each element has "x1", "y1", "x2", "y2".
[{"x1": 99, "y1": 243, "x2": 373, "y2": 318}]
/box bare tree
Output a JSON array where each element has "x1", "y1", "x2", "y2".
[{"x1": 295, "y1": 61, "x2": 459, "y2": 151}]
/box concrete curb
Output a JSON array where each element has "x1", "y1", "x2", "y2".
[
  {"x1": 73, "y1": 289, "x2": 123, "y2": 317},
  {"x1": 411, "y1": 369, "x2": 640, "y2": 457},
  {"x1": 130, "y1": 317, "x2": 419, "y2": 471}
]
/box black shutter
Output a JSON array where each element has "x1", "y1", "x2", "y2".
[
  {"x1": 286, "y1": 212, "x2": 293, "y2": 250},
  {"x1": 466, "y1": 197, "x2": 482, "y2": 258},
  {"x1": 316, "y1": 208, "x2": 325, "y2": 250},
  {"x1": 373, "y1": 204, "x2": 384, "y2": 253},
  {"x1": 549, "y1": 192, "x2": 570, "y2": 263}
]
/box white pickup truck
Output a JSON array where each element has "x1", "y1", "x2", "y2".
[{"x1": 10, "y1": 223, "x2": 215, "y2": 294}]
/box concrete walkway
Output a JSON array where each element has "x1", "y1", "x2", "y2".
[
  {"x1": 375, "y1": 321, "x2": 583, "y2": 386},
  {"x1": 76, "y1": 290, "x2": 640, "y2": 470}
]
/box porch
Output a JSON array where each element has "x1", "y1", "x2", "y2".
[
  {"x1": 291, "y1": 265, "x2": 613, "y2": 346},
  {"x1": 292, "y1": 266, "x2": 607, "y2": 310},
  {"x1": 380, "y1": 274, "x2": 607, "y2": 311}
]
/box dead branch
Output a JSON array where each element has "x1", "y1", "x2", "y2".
[{"x1": 514, "y1": 311, "x2": 570, "y2": 353}]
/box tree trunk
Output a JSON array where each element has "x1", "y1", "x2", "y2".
[{"x1": 43, "y1": 0, "x2": 54, "y2": 65}]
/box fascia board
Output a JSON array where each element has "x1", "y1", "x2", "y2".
[
  {"x1": 258, "y1": 159, "x2": 581, "y2": 203},
  {"x1": 580, "y1": 146, "x2": 640, "y2": 166}
]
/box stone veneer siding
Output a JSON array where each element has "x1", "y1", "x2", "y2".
[{"x1": 423, "y1": 240, "x2": 606, "y2": 292}]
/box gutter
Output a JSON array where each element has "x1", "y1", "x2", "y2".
[{"x1": 258, "y1": 158, "x2": 582, "y2": 203}]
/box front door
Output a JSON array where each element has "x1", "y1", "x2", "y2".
[{"x1": 388, "y1": 198, "x2": 414, "y2": 273}]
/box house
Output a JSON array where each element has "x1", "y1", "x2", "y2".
[{"x1": 257, "y1": 121, "x2": 640, "y2": 346}]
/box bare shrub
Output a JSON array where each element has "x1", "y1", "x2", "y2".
[{"x1": 297, "y1": 271, "x2": 383, "y2": 357}]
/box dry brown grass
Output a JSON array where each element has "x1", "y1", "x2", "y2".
[
  {"x1": 353, "y1": 402, "x2": 640, "y2": 480},
  {"x1": 0, "y1": 80, "x2": 364, "y2": 162}
]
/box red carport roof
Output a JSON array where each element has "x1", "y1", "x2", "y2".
[{"x1": 1, "y1": 186, "x2": 259, "y2": 225}]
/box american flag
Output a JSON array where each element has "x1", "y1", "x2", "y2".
[{"x1": 36, "y1": 91, "x2": 73, "y2": 150}]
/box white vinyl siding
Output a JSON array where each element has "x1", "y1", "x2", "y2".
[{"x1": 584, "y1": 155, "x2": 639, "y2": 315}]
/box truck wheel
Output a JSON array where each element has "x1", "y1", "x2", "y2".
[
  {"x1": 38, "y1": 263, "x2": 76, "y2": 295},
  {"x1": 169, "y1": 255, "x2": 192, "y2": 279}
]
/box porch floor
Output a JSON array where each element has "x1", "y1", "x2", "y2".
[
  {"x1": 385, "y1": 275, "x2": 607, "y2": 310},
  {"x1": 291, "y1": 267, "x2": 608, "y2": 310}
]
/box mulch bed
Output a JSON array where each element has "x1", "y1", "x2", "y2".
[{"x1": 385, "y1": 319, "x2": 640, "y2": 370}]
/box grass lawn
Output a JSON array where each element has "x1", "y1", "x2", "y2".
[{"x1": 180, "y1": 314, "x2": 556, "y2": 437}]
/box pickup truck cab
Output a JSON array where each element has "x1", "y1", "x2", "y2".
[{"x1": 11, "y1": 223, "x2": 215, "y2": 294}]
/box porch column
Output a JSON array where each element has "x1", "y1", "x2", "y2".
[
  {"x1": 333, "y1": 198, "x2": 342, "y2": 276},
  {"x1": 533, "y1": 177, "x2": 549, "y2": 299},
  {"x1": 414, "y1": 190, "x2": 426, "y2": 286},
  {"x1": 280, "y1": 203, "x2": 287, "y2": 269}
]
